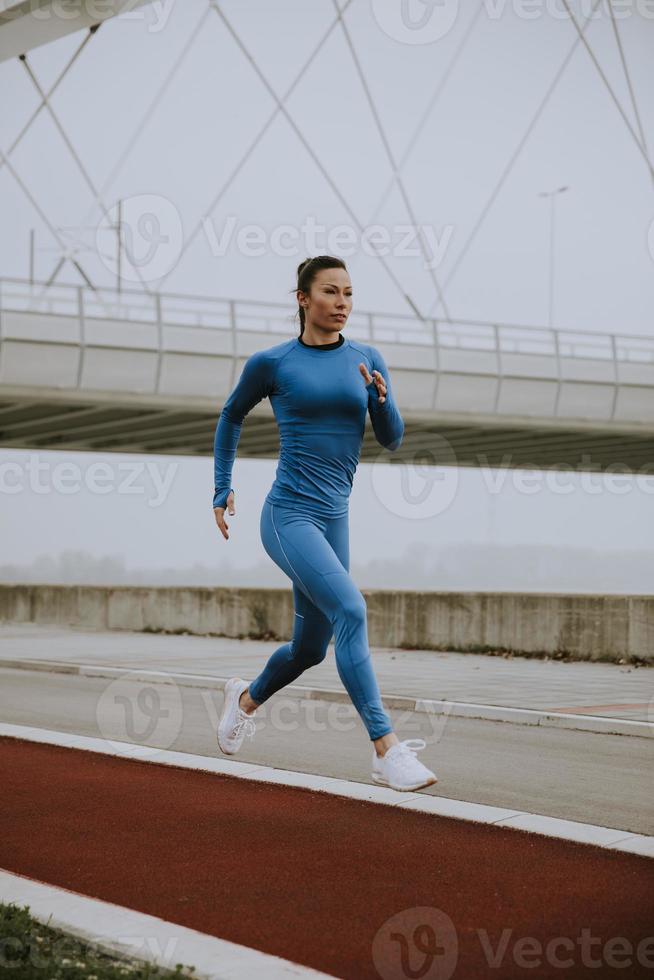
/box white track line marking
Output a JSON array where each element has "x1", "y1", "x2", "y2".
[
  {"x1": 1, "y1": 723, "x2": 652, "y2": 858},
  {"x1": 0, "y1": 869, "x2": 334, "y2": 979}
]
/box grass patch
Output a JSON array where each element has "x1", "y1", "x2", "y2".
[{"x1": 0, "y1": 902, "x2": 196, "y2": 980}]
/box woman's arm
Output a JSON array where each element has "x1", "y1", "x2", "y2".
[
  {"x1": 364, "y1": 347, "x2": 404, "y2": 452},
  {"x1": 213, "y1": 350, "x2": 274, "y2": 509}
]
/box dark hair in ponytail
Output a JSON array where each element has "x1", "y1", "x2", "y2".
[{"x1": 290, "y1": 255, "x2": 347, "y2": 336}]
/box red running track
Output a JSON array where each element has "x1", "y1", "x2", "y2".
[{"x1": 1, "y1": 736, "x2": 653, "y2": 979}]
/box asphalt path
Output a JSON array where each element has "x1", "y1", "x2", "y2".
[{"x1": 1, "y1": 665, "x2": 652, "y2": 834}]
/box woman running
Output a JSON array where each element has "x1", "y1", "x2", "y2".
[{"x1": 212, "y1": 255, "x2": 437, "y2": 792}]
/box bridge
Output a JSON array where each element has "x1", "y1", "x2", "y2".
[
  {"x1": 0, "y1": 0, "x2": 151, "y2": 64},
  {"x1": 0, "y1": 277, "x2": 652, "y2": 471}
]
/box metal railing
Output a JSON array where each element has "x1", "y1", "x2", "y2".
[{"x1": 1, "y1": 276, "x2": 653, "y2": 367}]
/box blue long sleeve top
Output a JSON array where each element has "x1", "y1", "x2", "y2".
[{"x1": 212, "y1": 334, "x2": 404, "y2": 519}]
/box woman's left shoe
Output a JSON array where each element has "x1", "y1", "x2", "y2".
[
  {"x1": 217, "y1": 677, "x2": 257, "y2": 755},
  {"x1": 372, "y1": 738, "x2": 438, "y2": 791}
]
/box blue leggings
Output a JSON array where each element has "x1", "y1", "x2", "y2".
[{"x1": 248, "y1": 498, "x2": 394, "y2": 741}]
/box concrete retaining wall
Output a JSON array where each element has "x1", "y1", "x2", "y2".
[{"x1": 1, "y1": 584, "x2": 652, "y2": 663}]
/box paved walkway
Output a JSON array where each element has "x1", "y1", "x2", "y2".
[{"x1": 0, "y1": 622, "x2": 651, "y2": 721}]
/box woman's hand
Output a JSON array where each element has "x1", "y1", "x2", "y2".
[
  {"x1": 358, "y1": 363, "x2": 386, "y2": 404},
  {"x1": 214, "y1": 490, "x2": 235, "y2": 540}
]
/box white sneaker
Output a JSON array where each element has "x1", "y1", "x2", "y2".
[
  {"x1": 217, "y1": 677, "x2": 257, "y2": 755},
  {"x1": 372, "y1": 738, "x2": 438, "y2": 791}
]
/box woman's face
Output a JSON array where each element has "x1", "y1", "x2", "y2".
[{"x1": 299, "y1": 267, "x2": 353, "y2": 331}]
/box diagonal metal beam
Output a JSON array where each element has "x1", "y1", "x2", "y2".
[
  {"x1": 331, "y1": 0, "x2": 450, "y2": 320},
  {"x1": 0, "y1": 142, "x2": 96, "y2": 287},
  {"x1": 76, "y1": 4, "x2": 215, "y2": 235},
  {"x1": 0, "y1": 27, "x2": 102, "y2": 289},
  {"x1": 0, "y1": 27, "x2": 96, "y2": 169},
  {"x1": 559, "y1": 0, "x2": 654, "y2": 183},
  {"x1": 428, "y1": 0, "x2": 605, "y2": 317},
  {"x1": 19, "y1": 56, "x2": 107, "y2": 222},
  {"x1": 18, "y1": 52, "x2": 155, "y2": 297},
  {"x1": 361, "y1": 1, "x2": 484, "y2": 239},
  {"x1": 605, "y1": 0, "x2": 653, "y2": 188},
  {"x1": 155, "y1": 0, "x2": 353, "y2": 290},
  {"x1": 0, "y1": 0, "x2": 149, "y2": 63},
  {"x1": 157, "y1": 0, "x2": 420, "y2": 318}
]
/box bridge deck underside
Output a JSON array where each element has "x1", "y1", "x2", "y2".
[{"x1": 0, "y1": 396, "x2": 652, "y2": 472}]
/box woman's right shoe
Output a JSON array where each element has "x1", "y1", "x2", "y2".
[
  {"x1": 217, "y1": 677, "x2": 257, "y2": 755},
  {"x1": 372, "y1": 738, "x2": 438, "y2": 791}
]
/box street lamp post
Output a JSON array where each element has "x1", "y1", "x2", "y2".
[{"x1": 538, "y1": 185, "x2": 568, "y2": 329}]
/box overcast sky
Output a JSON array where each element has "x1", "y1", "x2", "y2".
[{"x1": 1, "y1": 0, "x2": 653, "y2": 590}]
